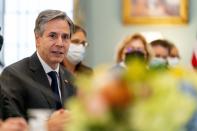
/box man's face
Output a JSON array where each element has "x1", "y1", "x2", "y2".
[
  {"x1": 36, "y1": 19, "x2": 70, "y2": 69},
  {"x1": 152, "y1": 45, "x2": 169, "y2": 60}
]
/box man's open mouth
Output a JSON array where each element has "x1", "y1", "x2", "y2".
[{"x1": 51, "y1": 51, "x2": 64, "y2": 54}]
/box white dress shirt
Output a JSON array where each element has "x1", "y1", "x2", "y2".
[{"x1": 36, "y1": 52, "x2": 62, "y2": 101}]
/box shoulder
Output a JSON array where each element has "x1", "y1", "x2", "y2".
[
  {"x1": 109, "y1": 63, "x2": 126, "y2": 77},
  {"x1": 0, "y1": 57, "x2": 32, "y2": 93},
  {"x1": 111, "y1": 63, "x2": 125, "y2": 71},
  {"x1": 75, "y1": 63, "x2": 93, "y2": 75},
  {"x1": 2, "y1": 57, "x2": 30, "y2": 75},
  {"x1": 2, "y1": 53, "x2": 38, "y2": 76},
  {"x1": 77, "y1": 63, "x2": 93, "y2": 70}
]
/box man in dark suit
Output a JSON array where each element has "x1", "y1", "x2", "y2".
[{"x1": 0, "y1": 10, "x2": 76, "y2": 129}]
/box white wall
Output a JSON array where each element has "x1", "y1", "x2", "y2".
[
  {"x1": 80, "y1": 0, "x2": 197, "y2": 68},
  {"x1": 0, "y1": 0, "x2": 4, "y2": 28}
]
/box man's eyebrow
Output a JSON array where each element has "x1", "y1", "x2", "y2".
[{"x1": 48, "y1": 32, "x2": 57, "y2": 35}]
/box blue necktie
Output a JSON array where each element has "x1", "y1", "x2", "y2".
[{"x1": 48, "y1": 71, "x2": 62, "y2": 109}]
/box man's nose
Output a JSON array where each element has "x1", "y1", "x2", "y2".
[{"x1": 56, "y1": 37, "x2": 64, "y2": 46}]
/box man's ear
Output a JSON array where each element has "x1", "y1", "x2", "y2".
[{"x1": 35, "y1": 33, "x2": 41, "y2": 47}]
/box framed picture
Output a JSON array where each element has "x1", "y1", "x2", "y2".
[{"x1": 123, "y1": 0, "x2": 188, "y2": 25}]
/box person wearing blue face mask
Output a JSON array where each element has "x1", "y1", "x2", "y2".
[
  {"x1": 61, "y1": 25, "x2": 93, "y2": 76},
  {"x1": 149, "y1": 39, "x2": 172, "y2": 69}
]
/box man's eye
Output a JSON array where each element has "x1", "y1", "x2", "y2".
[
  {"x1": 62, "y1": 34, "x2": 70, "y2": 40},
  {"x1": 49, "y1": 34, "x2": 57, "y2": 39}
]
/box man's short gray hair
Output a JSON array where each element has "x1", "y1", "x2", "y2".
[{"x1": 34, "y1": 9, "x2": 74, "y2": 37}]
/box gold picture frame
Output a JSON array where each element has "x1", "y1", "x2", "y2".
[{"x1": 123, "y1": 0, "x2": 188, "y2": 25}]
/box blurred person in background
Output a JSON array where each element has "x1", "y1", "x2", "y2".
[
  {"x1": 168, "y1": 44, "x2": 181, "y2": 67},
  {"x1": 149, "y1": 39, "x2": 172, "y2": 69},
  {"x1": 115, "y1": 33, "x2": 151, "y2": 69},
  {"x1": 61, "y1": 24, "x2": 93, "y2": 76}
]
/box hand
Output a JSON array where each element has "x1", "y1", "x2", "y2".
[
  {"x1": 0, "y1": 117, "x2": 28, "y2": 131},
  {"x1": 47, "y1": 109, "x2": 71, "y2": 131}
]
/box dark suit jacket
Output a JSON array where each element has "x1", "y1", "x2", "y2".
[
  {"x1": 75, "y1": 62, "x2": 93, "y2": 76},
  {"x1": 0, "y1": 85, "x2": 20, "y2": 120},
  {"x1": 0, "y1": 53, "x2": 76, "y2": 119}
]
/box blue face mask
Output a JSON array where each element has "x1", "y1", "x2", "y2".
[{"x1": 149, "y1": 57, "x2": 168, "y2": 69}]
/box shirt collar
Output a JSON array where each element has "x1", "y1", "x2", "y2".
[{"x1": 37, "y1": 51, "x2": 59, "y2": 74}]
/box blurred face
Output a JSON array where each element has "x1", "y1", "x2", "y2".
[
  {"x1": 71, "y1": 31, "x2": 87, "y2": 47},
  {"x1": 122, "y1": 39, "x2": 146, "y2": 59},
  {"x1": 170, "y1": 47, "x2": 179, "y2": 58},
  {"x1": 36, "y1": 19, "x2": 70, "y2": 69},
  {"x1": 152, "y1": 45, "x2": 169, "y2": 59},
  {"x1": 66, "y1": 31, "x2": 87, "y2": 65}
]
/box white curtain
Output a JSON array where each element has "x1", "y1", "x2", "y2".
[{"x1": 4, "y1": 0, "x2": 73, "y2": 66}]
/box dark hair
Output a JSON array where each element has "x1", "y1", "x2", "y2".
[
  {"x1": 150, "y1": 39, "x2": 172, "y2": 54},
  {"x1": 34, "y1": 9, "x2": 74, "y2": 38},
  {"x1": 73, "y1": 25, "x2": 87, "y2": 36}
]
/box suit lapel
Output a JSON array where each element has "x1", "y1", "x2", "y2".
[
  {"x1": 59, "y1": 66, "x2": 76, "y2": 107},
  {"x1": 59, "y1": 67, "x2": 68, "y2": 103},
  {"x1": 29, "y1": 53, "x2": 56, "y2": 108}
]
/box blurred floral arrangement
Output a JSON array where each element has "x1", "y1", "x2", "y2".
[{"x1": 66, "y1": 60, "x2": 197, "y2": 131}]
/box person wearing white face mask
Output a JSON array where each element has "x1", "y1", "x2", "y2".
[
  {"x1": 67, "y1": 43, "x2": 86, "y2": 65},
  {"x1": 167, "y1": 44, "x2": 181, "y2": 67},
  {"x1": 61, "y1": 25, "x2": 93, "y2": 76}
]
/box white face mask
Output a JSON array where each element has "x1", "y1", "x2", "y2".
[
  {"x1": 168, "y1": 57, "x2": 179, "y2": 67},
  {"x1": 66, "y1": 43, "x2": 85, "y2": 65}
]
